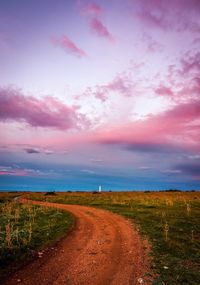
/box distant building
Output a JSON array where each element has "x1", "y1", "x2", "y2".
[{"x1": 98, "y1": 185, "x2": 102, "y2": 192}]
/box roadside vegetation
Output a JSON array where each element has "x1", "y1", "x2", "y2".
[
  {"x1": 0, "y1": 192, "x2": 74, "y2": 279},
  {"x1": 28, "y1": 190, "x2": 200, "y2": 285}
]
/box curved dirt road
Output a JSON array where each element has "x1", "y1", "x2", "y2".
[{"x1": 4, "y1": 200, "x2": 151, "y2": 285}]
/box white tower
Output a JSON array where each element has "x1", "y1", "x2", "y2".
[{"x1": 98, "y1": 185, "x2": 102, "y2": 193}]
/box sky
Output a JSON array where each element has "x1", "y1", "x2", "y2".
[{"x1": 0, "y1": 0, "x2": 200, "y2": 191}]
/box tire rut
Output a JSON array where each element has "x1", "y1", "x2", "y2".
[{"x1": 3, "y1": 200, "x2": 152, "y2": 285}]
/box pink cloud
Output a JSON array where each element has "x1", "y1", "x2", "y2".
[
  {"x1": 94, "y1": 89, "x2": 108, "y2": 102},
  {"x1": 0, "y1": 166, "x2": 29, "y2": 177},
  {"x1": 155, "y1": 85, "x2": 174, "y2": 98},
  {"x1": 106, "y1": 76, "x2": 134, "y2": 96},
  {"x1": 81, "y1": 3, "x2": 103, "y2": 16},
  {"x1": 154, "y1": 51, "x2": 200, "y2": 102},
  {"x1": 0, "y1": 170, "x2": 27, "y2": 176},
  {"x1": 0, "y1": 165, "x2": 52, "y2": 177},
  {"x1": 93, "y1": 98, "x2": 200, "y2": 152},
  {"x1": 51, "y1": 36, "x2": 87, "y2": 57},
  {"x1": 138, "y1": 4, "x2": 168, "y2": 30},
  {"x1": 84, "y1": 74, "x2": 135, "y2": 102},
  {"x1": 0, "y1": 87, "x2": 88, "y2": 130},
  {"x1": 90, "y1": 17, "x2": 114, "y2": 42},
  {"x1": 11, "y1": 97, "x2": 199, "y2": 155},
  {"x1": 141, "y1": 33, "x2": 163, "y2": 53},
  {"x1": 180, "y1": 51, "x2": 200, "y2": 75},
  {"x1": 176, "y1": 52, "x2": 200, "y2": 100}
]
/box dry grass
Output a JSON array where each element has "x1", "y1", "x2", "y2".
[
  {"x1": 0, "y1": 195, "x2": 74, "y2": 279},
  {"x1": 27, "y1": 190, "x2": 200, "y2": 285}
]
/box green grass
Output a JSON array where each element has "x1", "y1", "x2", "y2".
[
  {"x1": 0, "y1": 194, "x2": 74, "y2": 279},
  {"x1": 27, "y1": 191, "x2": 200, "y2": 285}
]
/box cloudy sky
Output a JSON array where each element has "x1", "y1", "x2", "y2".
[{"x1": 0, "y1": 0, "x2": 200, "y2": 191}]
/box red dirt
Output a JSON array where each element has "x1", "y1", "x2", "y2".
[{"x1": 3, "y1": 200, "x2": 152, "y2": 285}]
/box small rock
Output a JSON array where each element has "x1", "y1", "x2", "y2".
[
  {"x1": 138, "y1": 277, "x2": 144, "y2": 284},
  {"x1": 38, "y1": 251, "x2": 43, "y2": 258},
  {"x1": 89, "y1": 251, "x2": 97, "y2": 255},
  {"x1": 163, "y1": 266, "x2": 169, "y2": 269},
  {"x1": 17, "y1": 279, "x2": 22, "y2": 283}
]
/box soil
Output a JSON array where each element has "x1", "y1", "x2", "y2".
[{"x1": 3, "y1": 200, "x2": 152, "y2": 285}]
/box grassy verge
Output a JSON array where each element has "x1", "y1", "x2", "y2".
[
  {"x1": 27, "y1": 191, "x2": 200, "y2": 285},
  {"x1": 0, "y1": 193, "x2": 74, "y2": 279}
]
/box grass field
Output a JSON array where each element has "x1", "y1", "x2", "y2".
[
  {"x1": 27, "y1": 190, "x2": 200, "y2": 285},
  {"x1": 0, "y1": 192, "x2": 74, "y2": 279}
]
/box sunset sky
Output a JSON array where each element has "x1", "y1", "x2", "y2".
[{"x1": 0, "y1": 0, "x2": 200, "y2": 191}]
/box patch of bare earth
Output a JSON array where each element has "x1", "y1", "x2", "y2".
[{"x1": 3, "y1": 200, "x2": 152, "y2": 285}]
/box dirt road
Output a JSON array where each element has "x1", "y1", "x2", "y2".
[{"x1": 4, "y1": 200, "x2": 151, "y2": 285}]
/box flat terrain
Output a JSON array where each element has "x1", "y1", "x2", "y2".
[
  {"x1": 4, "y1": 199, "x2": 150, "y2": 285},
  {"x1": 28, "y1": 191, "x2": 200, "y2": 284}
]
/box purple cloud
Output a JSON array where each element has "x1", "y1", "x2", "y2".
[
  {"x1": 25, "y1": 148, "x2": 40, "y2": 154},
  {"x1": 175, "y1": 162, "x2": 200, "y2": 178},
  {"x1": 136, "y1": 0, "x2": 200, "y2": 32},
  {"x1": 24, "y1": 147, "x2": 54, "y2": 155}
]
